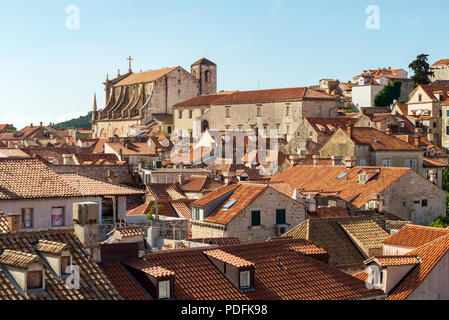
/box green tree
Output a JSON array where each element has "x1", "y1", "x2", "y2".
[
  {"x1": 374, "y1": 81, "x2": 402, "y2": 107},
  {"x1": 409, "y1": 54, "x2": 433, "y2": 86},
  {"x1": 429, "y1": 214, "x2": 449, "y2": 228},
  {"x1": 54, "y1": 112, "x2": 93, "y2": 130},
  {"x1": 146, "y1": 204, "x2": 163, "y2": 221}
]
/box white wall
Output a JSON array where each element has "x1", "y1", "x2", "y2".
[{"x1": 352, "y1": 84, "x2": 383, "y2": 108}]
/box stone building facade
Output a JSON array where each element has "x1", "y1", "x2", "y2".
[
  {"x1": 190, "y1": 184, "x2": 306, "y2": 242},
  {"x1": 92, "y1": 58, "x2": 217, "y2": 139},
  {"x1": 430, "y1": 59, "x2": 449, "y2": 82},
  {"x1": 174, "y1": 87, "x2": 338, "y2": 141}
]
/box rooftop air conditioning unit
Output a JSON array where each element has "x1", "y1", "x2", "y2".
[{"x1": 275, "y1": 225, "x2": 287, "y2": 236}]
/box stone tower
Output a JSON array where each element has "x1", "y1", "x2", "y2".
[
  {"x1": 191, "y1": 58, "x2": 217, "y2": 95},
  {"x1": 92, "y1": 93, "x2": 97, "y2": 125}
]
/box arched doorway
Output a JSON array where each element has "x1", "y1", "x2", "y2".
[
  {"x1": 113, "y1": 128, "x2": 121, "y2": 137},
  {"x1": 100, "y1": 129, "x2": 106, "y2": 138}
]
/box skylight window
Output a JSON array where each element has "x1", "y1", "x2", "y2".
[
  {"x1": 337, "y1": 172, "x2": 348, "y2": 179},
  {"x1": 223, "y1": 200, "x2": 237, "y2": 210}
]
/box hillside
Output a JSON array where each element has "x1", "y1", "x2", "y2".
[{"x1": 53, "y1": 112, "x2": 92, "y2": 130}]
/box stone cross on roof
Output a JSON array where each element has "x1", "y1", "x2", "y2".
[{"x1": 127, "y1": 56, "x2": 134, "y2": 73}]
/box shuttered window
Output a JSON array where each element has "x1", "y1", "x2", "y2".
[{"x1": 251, "y1": 211, "x2": 261, "y2": 227}]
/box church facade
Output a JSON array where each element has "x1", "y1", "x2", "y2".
[{"x1": 92, "y1": 58, "x2": 217, "y2": 139}]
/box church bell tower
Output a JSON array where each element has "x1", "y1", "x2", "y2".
[{"x1": 191, "y1": 58, "x2": 217, "y2": 95}]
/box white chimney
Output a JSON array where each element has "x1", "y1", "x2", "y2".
[{"x1": 305, "y1": 193, "x2": 316, "y2": 213}]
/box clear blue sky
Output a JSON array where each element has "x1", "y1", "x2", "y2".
[{"x1": 1, "y1": 0, "x2": 449, "y2": 128}]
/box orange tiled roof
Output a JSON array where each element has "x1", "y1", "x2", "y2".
[
  {"x1": 271, "y1": 165, "x2": 410, "y2": 208},
  {"x1": 0, "y1": 211, "x2": 9, "y2": 233},
  {"x1": 388, "y1": 234, "x2": 449, "y2": 300},
  {"x1": 189, "y1": 237, "x2": 241, "y2": 246},
  {"x1": 131, "y1": 239, "x2": 384, "y2": 300},
  {"x1": 0, "y1": 148, "x2": 31, "y2": 158},
  {"x1": 423, "y1": 157, "x2": 449, "y2": 168},
  {"x1": 204, "y1": 249, "x2": 255, "y2": 268},
  {"x1": 113, "y1": 226, "x2": 144, "y2": 238},
  {"x1": 191, "y1": 184, "x2": 240, "y2": 206},
  {"x1": 125, "y1": 260, "x2": 175, "y2": 278},
  {"x1": 59, "y1": 173, "x2": 145, "y2": 197},
  {"x1": 113, "y1": 67, "x2": 179, "y2": 87},
  {"x1": 0, "y1": 250, "x2": 41, "y2": 269},
  {"x1": 312, "y1": 207, "x2": 349, "y2": 219},
  {"x1": 306, "y1": 118, "x2": 358, "y2": 136},
  {"x1": 147, "y1": 183, "x2": 186, "y2": 201},
  {"x1": 126, "y1": 199, "x2": 187, "y2": 218},
  {"x1": 419, "y1": 84, "x2": 449, "y2": 102},
  {"x1": 383, "y1": 224, "x2": 449, "y2": 248},
  {"x1": 101, "y1": 263, "x2": 150, "y2": 300},
  {"x1": 181, "y1": 175, "x2": 224, "y2": 193},
  {"x1": 0, "y1": 158, "x2": 82, "y2": 200},
  {"x1": 344, "y1": 127, "x2": 422, "y2": 151},
  {"x1": 289, "y1": 243, "x2": 328, "y2": 256},
  {"x1": 432, "y1": 59, "x2": 449, "y2": 67},
  {"x1": 210, "y1": 87, "x2": 336, "y2": 105},
  {"x1": 368, "y1": 255, "x2": 420, "y2": 267},
  {"x1": 174, "y1": 93, "x2": 232, "y2": 107},
  {"x1": 202, "y1": 184, "x2": 267, "y2": 225},
  {"x1": 35, "y1": 240, "x2": 69, "y2": 255}
]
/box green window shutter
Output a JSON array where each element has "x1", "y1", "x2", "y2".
[
  {"x1": 251, "y1": 211, "x2": 261, "y2": 226},
  {"x1": 276, "y1": 209, "x2": 286, "y2": 225}
]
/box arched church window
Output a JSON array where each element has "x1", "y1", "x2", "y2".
[{"x1": 205, "y1": 70, "x2": 211, "y2": 83}]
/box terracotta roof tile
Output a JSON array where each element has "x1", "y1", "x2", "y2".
[
  {"x1": 344, "y1": 127, "x2": 422, "y2": 151},
  {"x1": 210, "y1": 87, "x2": 335, "y2": 105},
  {"x1": 205, "y1": 249, "x2": 255, "y2": 268},
  {"x1": 0, "y1": 228, "x2": 121, "y2": 300},
  {"x1": 181, "y1": 175, "x2": 224, "y2": 193},
  {"x1": 113, "y1": 227, "x2": 144, "y2": 238},
  {"x1": 147, "y1": 183, "x2": 186, "y2": 201},
  {"x1": 0, "y1": 148, "x2": 31, "y2": 158},
  {"x1": 271, "y1": 165, "x2": 410, "y2": 208},
  {"x1": 368, "y1": 255, "x2": 420, "y2": 267},
  {"x1": 191, "y1": 184, "x2": 240, "y2": 206},
  {"x1": 432, "y1": 59, "x2": 449, "y2": 67},
  {"x1": 113, "y1": 67, "x2": 178, "y2": 87},
  {"x1": 189, "y1": 237, "x2": 241, "y2": 246},
  {"x1": 202, "y1": 184, "x2": 267, "y2": 225},
  {"x1": 383, "y1": 224, "x2": 449, "y2": 248},
  {"x1": 59, "y1": 173, "x2": 145, "y2": 197},
  {"x1": 283, "y1": 215, "x2": 405, "y2": 269},
  {"x1": 0, "y1": 250, "x2": 41, "y2": 269},
  {"x1": 0, "y1": 211, "x2": 9, "y2": 233},
  {"x1": 174, "y1": 93, "x2": 232, "y2": 107},
  {"x1": 35, "y1": 240, "x2": 69, "y2": 255},
  {"x1": 0, "y1": 158, "x2": 82, "y2": 200},
  {"x1": 133, "y1": 239, "x2": 383, "y2": 300},
  {"x1": 125, "y1": 260, "x2": 175, "y2": 278},
  {"x1": 101, "y1": 263, "x2": 150, "y2": 300},
  {"x1": 339, "y1": 219, "x2": 389, "y2": 250},
  {"x1": 307, "y1": 118, "x2": 358, "y2": 136},
  {"x1": 312, "y1": 207, "x2": 349, "y2": 219}
]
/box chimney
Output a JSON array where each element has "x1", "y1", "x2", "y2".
[
  {"x1": 62, "y1": 154, "x2": 72, "y2": 165},
  {"x1": 30, "y1": 123, "x2": 33, "y2": 128},
  {"x1": 313, "y1": 155, "x2": 319, "y2": 166},
  {"x1": 305, "y1": 193, "x2": 316, "y2": 213},
  {"x1": 7, "y1": 213, "x2": 21, "y2": 233},
  {"x1": 429, "y1": 170, "x2": 437, "y2": 185},
  {"x1": 346, "y1": 123, "x2": 353, "y2": 138},
  {"x1": 414, "y1": 134, "x2": 420, "y2": 147},
  {"x1": 73, "y1": 202, "x2": 101, "y2": 262},
  {"x1": 331, "y1": 156, "x2": 343, "y2": 166},
  {"x1": 178, "y1": 171, "x2": 185, "y2": 185},
  {"x1": 223, "y1": 171, "x2": 235, "y2": 185},
  {"x1": 385, "y1": 128, "x2": 391, "y2": 135},
  {"x1": 39, "y1": 122, "x2": 43, "y2": 127},
  {"x1": 379, "y1": 195, "x2": 384, "y2": 213}
]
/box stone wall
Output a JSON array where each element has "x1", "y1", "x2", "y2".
[
  {"x1": 430, "y1": 64, "x2": 449, "y2": 82},
  {"x1": 51, "y1": 165, "x2": 132, "y2": 185},
  {"x1": 191, "y1": 188, "x2": 306, "y2": 243},
  {"x1": 381, "y1": 170, "x2": 446, "y2": 225}
]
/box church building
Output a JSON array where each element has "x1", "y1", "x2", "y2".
[{"x1": 92, "y1": 57, "x2": 217, "y2": 139}]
